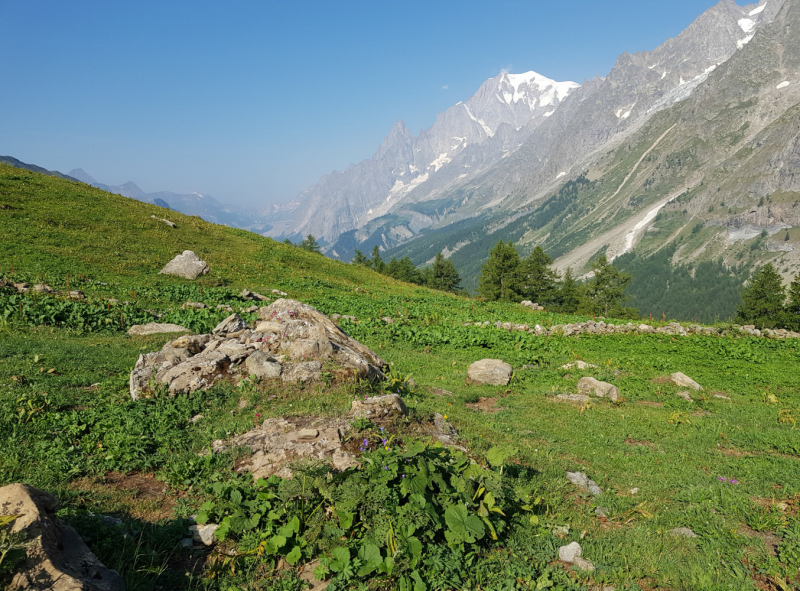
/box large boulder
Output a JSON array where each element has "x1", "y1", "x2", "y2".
[
  {"x1": 1, "y1": 483, "x2": 125, "y2": 591},
  {"x1": 467, "y1": 359, "x2": 513, "y2": 386},
  {"x1": 128, "y1": 299, "x2": 385, "y2": 399},
  {"x1": 158, "y1": 250, "x2": 209, "y2": 280}
]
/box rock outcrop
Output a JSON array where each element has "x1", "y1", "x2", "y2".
[
  {"x1": 158, "y1": 250, "x2": 209, "y2": 279},
  {"x1": 577, "y1": 377, "x2": 620, "y2": 402},
  {"x1": 1, "y1": 483, "x2": 125, "y2": 591},
  {"x1": 129, "y1": 299, "x2": 386, "y2": 399},
  {"x1": 127, "y1": 322, "x2": 190, "y2": 336}
]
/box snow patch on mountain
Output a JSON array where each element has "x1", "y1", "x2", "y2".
[
  {"x1": 748, "y1": 3, "x2": 766, "y2": 16},
  {"x1": 738, "y1": 17, "x2": 756, "y2": 33},
  {"x1": 777, "y1": 80, "x2": 790, "y2": 89}
]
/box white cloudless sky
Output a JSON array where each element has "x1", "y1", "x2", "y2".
[{"x1": 0, "y1": 1, "x2": 746, "y2": 208}]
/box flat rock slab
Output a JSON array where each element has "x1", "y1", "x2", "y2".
[
  {"x1": 670, "y1": 372, "x2": 703, "y2": 391},
  {"x1": 467, "y1": 359, "x2": 512, "y2": 386},
  {"x1": 127, "y1": 322, "x2": 190, "y2": 336},
  {"x1": 554, "y1": 393, "x2": 590, "y2": 404},
  {"x1": 1, "y1": 483, "x2": 125, "y2": 591},
  {"x1": 159, "y1": 250, "x2": 209, "y2": 279},
  {"x1": 561, "y1": 360, "x2": 598, "y2": 370},
  {"x1": 220, "y1": 417, "x2": 358, "y2": 481},
  {"x1": 670, "y1": 527, "x2": 698, "y2": 538},
  {"x1": 577, "y1": 377, "x2": 620, "y2": 402}
]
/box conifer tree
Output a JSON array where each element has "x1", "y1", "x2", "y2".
[
  {"x1": 429, "y1": 253, "x2": 461, "y2": 293},
  {"x1": 558, "y1": 267, "x2": 581, "y2": 313},
  {"x1": 351, "y1": 249, "x2": 370, "y2": 266},
  {"x1": 585, "y1": 255, "x2": 632, "y2": 316},
  {"x1": 370, "y1": 245, "x2": 386, "y2": 274},
  {"x1": 478, "y1": 241, "x2": 522, "y2": 301},
  {"x1": 519, "y1": 246, "x2": 559, "y2": 305},
  {"x1": 736, "y1": 263, "x2": 786, "y2": 328},
  {"x1": 299, "y1": 234, "x2": 321, "y2": 253}
]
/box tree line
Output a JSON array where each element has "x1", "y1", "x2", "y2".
[
  {"x1": 352, "y1": 246, "x2": 462, "y2": 293},
  {"x1": 477, "y1": 240, "x2": 638, "y2": 317}
]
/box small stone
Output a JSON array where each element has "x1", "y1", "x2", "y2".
[
  {"x1": 595, "y1": 506, "x2": 609, "y2": 517},
  {"x1": 573, "y1": 557, "x2": 596, "y2": 571},
  {"x1": 566, "y1": 471, "x2": 602, "y2": 496},
  {"x1": 577, "y1": 377, "x2": 620, "y2": 402},
  {"x1": 190, "y1": 523, "x2": 219, "y2": 545},
  {"x1": 669, "y1": 527, "x2": 698, "y2": 538},
  {"x1": 237, "y1": 398, "x2": 249, "y2": 410},
  {"x1": 190, "y1": 413, "x2": 203, "y2": 423},
  {"x1": 127, "y1": 322, "x2": 190, "y2": 336},
  {"x1": 554, "y1": 393, "x2": 590, "y2": 403},
  {"x1": 180, "y1": 537, "x2": 194, "y2": 548},
  {"x1": 159, "y1": 250, "x2": 210, "y2": 279},
  {"x1": 670, "y1": 372, "x2": 703, "y2": 391},
  {"x1": 629, "y1": 487, "x2": 639, "y2": 495},
  {"x1": 561, "y1": 360, "x2": 598, "y2": 370},
  {"x1": 298, "y1": 428, "x2": 319, "y2": 439},
  {"x1": 677, "y1": 391, "x2": 694, "y2": 402},
  {"x1": 714, "y1": 393, "x2": 731, "y2": 400},
  {"x1": 33, "y1": 283, "x2": 53, "y2": 293},
  {"x1": 182, "y1": 302, "x2": 208, "y2": 310},
  {"x1": 558, "y1": 541, "x2": 583, "y2": 563}
]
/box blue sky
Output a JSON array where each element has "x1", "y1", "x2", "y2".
[{"x1": 1, "y1": 1, "x2": 732, "y2": 208}]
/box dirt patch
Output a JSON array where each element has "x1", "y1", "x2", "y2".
[
  {"x1": 625, "y1": 438, "x2": 655, "y2": 448},
  {"x1": 716, "y1": 447, "x2": 754, "y2": 458},
  {"x1": 466, "y1": 397, "x2": 506, "y2": 413},
  {"x1": 651, "y1": 377, "x2": 671, "y2": 385},
  {"x1": 739, "y1": 524, "x2": 781, "y2": 556},
  {"x1": 636, "y1": 401, "x2": 665, "y2": 407},
  {"x1": 68, "y1": 472, "x2": 178, "y2": 521}
]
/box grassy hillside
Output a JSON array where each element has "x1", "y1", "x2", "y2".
[{"x1": 1, "y1": 164, "x2": 799, "y2": 591}]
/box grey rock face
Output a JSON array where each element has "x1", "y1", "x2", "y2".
[
  {"x1": 159, "y1": 250, "x2": 209, "y2": 279},
  {"x1": 281, "y1": 361, "x2": 323, "y2": 383},
  {"x1": 467, "y1": 359, "x2": 513, "y2": 385},
  {"x1": 212, "y1": 313, "x2": 248, "y2": 335},
  {"x1": 190, "y1": 523, "x2": 219, "y2": 546}
]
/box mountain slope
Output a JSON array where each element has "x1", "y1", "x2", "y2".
[
  {"x1": 387, "y1": 0, "x2": 800, "y2": 294},
  {"x1": 262, "y1": 71, "x2": 579, "y2": 245},
  {"x1": 307, "y1": 0, "x2": 785, "y2": 262}
]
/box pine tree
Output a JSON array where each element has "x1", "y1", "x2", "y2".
[
  {"x1": 299, "y1": 234, "x2": 321, "y2": 253},
  {"x1": 736, "y1": 263, "x2": 786, "y2": 328},
  {"x1": 788, "y1": 273, "x2": 800, "y2": 315},
  {"x1": 478, "y1": 241, "x2": 522, "y2": 302},
  {"x1": 428, "y1": 253, "x2": 461, "y2": 293},
  {"x1": 585, "y1": 256, "x2": 632, "y2": 316},
  {"x1": 370, "y1": 245, "x2": 386, "y2": 274},
  {"x1": 519, "y1": 246, "x2": 559, "y2": 306},
  {"x1": 557, "y1": 267, "x2": 581, "y2": 313},
  {"x1": 351, "y1": 249, "x2": 370, "y2": 266}
]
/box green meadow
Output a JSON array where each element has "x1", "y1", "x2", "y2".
[{"x1": 1, "y1": 163, "x2": 799, "y2": 590}]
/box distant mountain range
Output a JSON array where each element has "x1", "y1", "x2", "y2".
[
  {"x1": 261, "y1": 0, "x2": 800, "y2": 293},
  {"x1": 66, "y1": 168, "x2": 267, "y2": 230}
]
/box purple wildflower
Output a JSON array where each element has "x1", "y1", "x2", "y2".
[
  {"x1": 380, "y1": 426, "x2": 385, "y2": 433},
  {"x1": 717, "y1": 476, "x2": 727, "y2": 482},
  {"x1": 383, "y1": 466, "x2": 389, "y2": 470},
  {"x1": 729, "y1": 479, "x2": 739, "y2": 485},
  {"x1": 382, "y1": 439, "x2": 388, "y2": 446},
  {"x1": 402, "y1": 474, "x2": 406, "y2": 479}
]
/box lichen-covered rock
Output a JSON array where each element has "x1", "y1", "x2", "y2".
[
  {"x1": 467, "y1": 359, "x2": 513, "y2": 386},
  {"x1": 577, "y1": 377, "x2": 620, "y2": 402},
  {"x1": 158, "y1": 250, "x2": 209, "y2": 279},
  {"x1": 350, "y1": 394, "x2": 407, "y2": 419},
  {"x1": 1, "y1": 483, "x2": 125, "y2": 591}
]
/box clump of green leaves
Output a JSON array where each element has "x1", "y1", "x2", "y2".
[
  {"x1": 778, "y1": 518, "x2": 800, "y2": 569},
  {"x1": 195, "y1": 440, "x2": 517, "y2": 589},
  {"x1": 0, "y1": 515, "x2": 33, "y2": 578}
]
